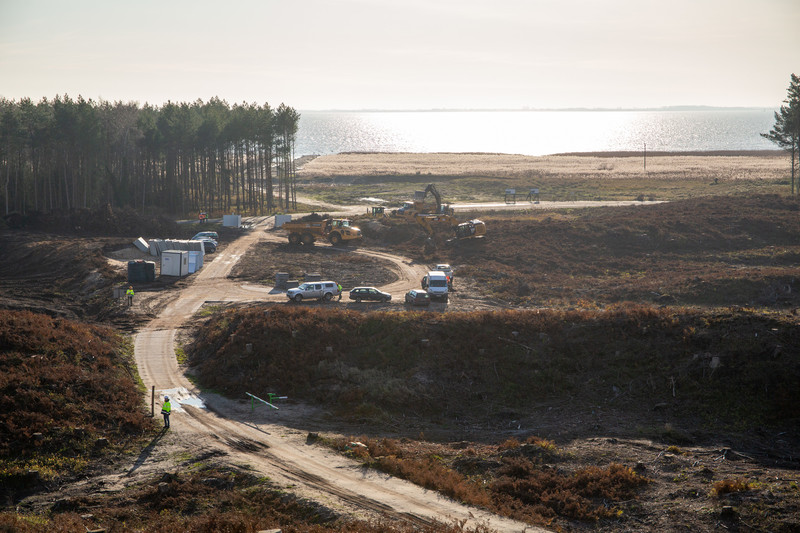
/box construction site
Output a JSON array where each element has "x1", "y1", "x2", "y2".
[{"x1": 1, "y1": 152, "x2": 799, "y2": 533}]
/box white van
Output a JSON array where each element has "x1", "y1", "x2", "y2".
[
  {"x1": 287, "y1": 281, "x2": 339, "y2": 302},
  {"x1": 421, "y1": 271, "x2": 449, "y2": 301}
]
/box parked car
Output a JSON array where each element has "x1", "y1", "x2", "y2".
[
  {"x1": 191, "y1": 237, "x2": 217, "y2": 253},
  {"x1": 433, "y1": 263, "x2": 454, "y2": 288},
  {"x1": 349, "y1": 287, "x2": 391, "y2": 303},
  {"x1": 404, "y1": 289, "x2": 430, "y2": 306},
  {"x1": 192, "y1": 231, "x2": 219, "y2": 241},
  {"x1": 287, "y1": 281, "x2": 339, "y2": 302}
]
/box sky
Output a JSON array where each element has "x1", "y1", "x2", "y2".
[{"x1": 1, "y1": 0, "x2": 798, "y2": 110}]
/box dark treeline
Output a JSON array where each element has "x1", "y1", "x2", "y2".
[{"x1": 0, "y1": 95, "x2": 300, "y2": 216}]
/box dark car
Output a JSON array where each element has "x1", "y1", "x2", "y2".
[
  {"x1": 349, "y1": 287, "x2": 391, "y2": 303},
  {"x1": 191, "y1": 237, "x2": 217, "y2": 253},
  {"x1": 404, "y1": 289, "x2": 431, "y2": 306},
  {"x1": 192, "y1": 231, "x2": 219, "y2": 241}
]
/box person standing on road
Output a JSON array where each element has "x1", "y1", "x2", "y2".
[
  {"x1": 126, "y1": 285, "x2": 134, "y2": 306},
  {"x1": 161, "y1": 396, "x2": 171, "y2": 429},
  {"x1": 337, "y1": 282, "x2": 343, "y2": 300}
]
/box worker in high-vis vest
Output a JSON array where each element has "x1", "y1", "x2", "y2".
[
  {"x1": 126, "y1": 286, "x2": 134, "y2": 306},
  {"x1": 161, "y1": 396, "x2": 171, "y2": 429}
]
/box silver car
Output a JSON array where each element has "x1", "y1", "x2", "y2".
[{"x1": 287, "y1": 281, "x2": 339, "y2": 302}]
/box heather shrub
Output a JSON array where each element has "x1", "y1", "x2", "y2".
[
  {"x1": 0, "y1": 310, "x2": 153, "y2": 486},
  {"x1": 712, "y1": 478, "x2": 751, "y2": 496},
  {"x1": 189, "y1": 305, "x2": 800, "y2": 430}
]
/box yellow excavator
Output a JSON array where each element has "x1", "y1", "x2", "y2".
[
  {"x1": 415, "y1": 213, "x2": 486, "y2": 241},
  {"x1": 392, "y1": 184, "x2": 454, "y2": 220},
  {"x1": 395, "y1": 183, "x2": 485, "y2": 245}
]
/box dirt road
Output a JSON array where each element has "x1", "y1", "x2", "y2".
[
  {"x1": 132, "y1": 217, "x2": 543, "y2": 532},
  {"x1": 296, "y1": 195, "x2": 664, "y2": 218}
]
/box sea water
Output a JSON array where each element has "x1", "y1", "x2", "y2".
[{"x1": 295, "y1": 109, "x2": 778, "y2": 157}]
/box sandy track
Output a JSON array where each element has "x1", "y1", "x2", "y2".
[{"x1": 132, "y1": 217, "x2": 543, "y2": 533}]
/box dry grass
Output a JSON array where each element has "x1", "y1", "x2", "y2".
[
  {"x1": 712, "y1": 478, "x2": 752, "y2": 496},
  {"x1": 298, "y1": 152, "x2": 788, "y2": 181},
  {"x1": 296, "y1": 151, "x2": 792, "y2": 203}
]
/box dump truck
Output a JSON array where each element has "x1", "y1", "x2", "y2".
[{"x1": 282, "y1": 215, "x2": 362, "y2": 245}]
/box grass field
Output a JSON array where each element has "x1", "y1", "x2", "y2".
[{"x1": 296, "y1": 151, "x2": 793, "y2": 204}]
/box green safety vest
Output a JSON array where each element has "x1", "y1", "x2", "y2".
[
  {"x1": 161, "y1": 401, "x2": 171, "y2": 414},
  {"x1": 126, "y1": 288, "x2": 134, "y2": 296}
]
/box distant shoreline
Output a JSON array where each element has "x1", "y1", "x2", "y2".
[
  {"x1": 298, "y1": 149, "x2": 784, "y2": 163},
  {"x1": 297, "y1": 150, "x2": 788, "y2": 180},
  {"x1": 299, "y1": 106, "x2": 776, "y2": 113},
  {"x1": 552, "y1": 149, "x2": 783, "y2": 158}
]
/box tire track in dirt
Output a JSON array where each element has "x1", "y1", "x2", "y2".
[
  {"x1": 131, "y1": 216, "x2": 545, "y2": 532},
  {"x1": 178, "y1": 402, "x2": 454, "y2": 530}
]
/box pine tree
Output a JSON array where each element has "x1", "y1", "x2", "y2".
[{"x1": 762, "y1": 73, "x2": 800, "y2": 195}]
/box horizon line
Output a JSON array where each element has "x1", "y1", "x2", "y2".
[{"x1": 299, "y1": 105, "x2": 776, "y2": 113}]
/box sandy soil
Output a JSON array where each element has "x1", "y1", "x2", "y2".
[{"x1": 297, "y1": 151, "x2": 787, "y2": 180}]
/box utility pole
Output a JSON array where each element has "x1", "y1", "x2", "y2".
[{"x1": 643, "y1": 142, "x2": 647, "y2": 172}]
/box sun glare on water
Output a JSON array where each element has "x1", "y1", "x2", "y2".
[{"x1": 296, "y1": 109, "x2": 775, "y2": 156}]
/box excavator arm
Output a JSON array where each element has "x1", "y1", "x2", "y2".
[
  {"x1": 414, "y1": 214, "x2": 436, "y2": 236},
  {"x1": 423, "y1": 184, "x2": 443, "y2": 213},
  {"x1": 422, "y1": 184, "x2": 453, "y2": 215}
]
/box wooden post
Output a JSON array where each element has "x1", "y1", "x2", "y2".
[{"x1": 151, "y1": 386, "x2": 155, "y2": 417}]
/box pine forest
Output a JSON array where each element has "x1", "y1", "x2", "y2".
[{"x1": 0, "y1": 96, "x2": 300, "y2": 216}]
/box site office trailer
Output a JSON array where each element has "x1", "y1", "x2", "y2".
[{"x1": 161, "y1": 249, "x2": 189, "y2": 277}]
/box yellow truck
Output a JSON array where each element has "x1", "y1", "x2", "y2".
[{"x1": 282, "y1": 216, "x2": 362, "y2": 245}]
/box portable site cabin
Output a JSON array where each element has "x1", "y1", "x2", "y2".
[
  {"x1": 223, "y1": 214, "x2": 242, "y2": 228},
  {"x1": 187, "y1": 250, "x2": 204, "y2": 273},
  {"x1": 161, "y1": 250, "x2": 189, "y2": 277}
]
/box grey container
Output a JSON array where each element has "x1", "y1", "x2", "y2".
[{"x1": 275, "y1": 272, "x2": 290, "y2": 289}]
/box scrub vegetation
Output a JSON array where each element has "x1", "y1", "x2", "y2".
[
  {"x1": 0, "y1": 310, "x2": 153, "y2": 496},
  {"x1": 1, "y1": 153, "x2": 799, "y2": 531}
]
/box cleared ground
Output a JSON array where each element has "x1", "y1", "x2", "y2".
[{"x1": 2, "y1": 151, "x2": 799, "y2": 532}]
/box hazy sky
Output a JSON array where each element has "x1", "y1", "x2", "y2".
[{"x1": 1, "y1": 0, "x2": 798, "y2": 110}]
